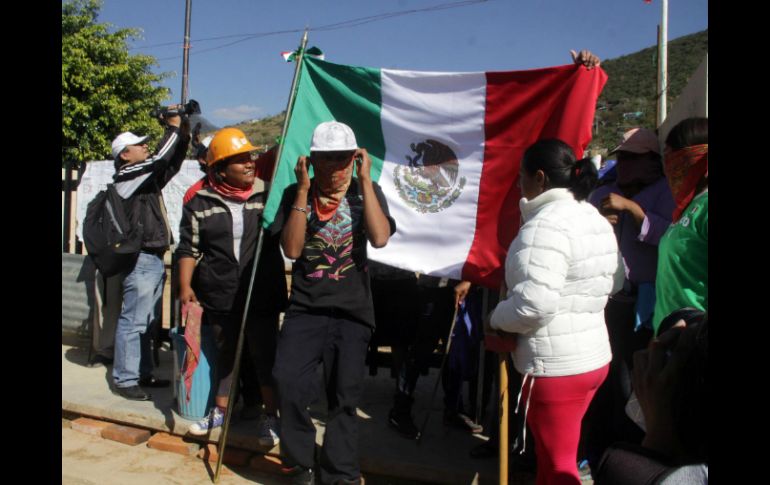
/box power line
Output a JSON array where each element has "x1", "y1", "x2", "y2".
[{"x1": 141, "y1": 0, "x2": 489, "y2": 61}]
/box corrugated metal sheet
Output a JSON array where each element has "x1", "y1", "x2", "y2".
[{"x1": 62, "y1": 252, "x2": 95, "y2": 338}]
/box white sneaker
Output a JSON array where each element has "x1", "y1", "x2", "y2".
[
  {"x1": 188, "y1": 407, "x2": 225, "y2": 436},
  {"x1": 257, "y1": 414, "x2": 280, "y2": 447}
]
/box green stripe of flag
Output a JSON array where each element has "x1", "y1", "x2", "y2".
[{"x1": 263, "y1": 57, "x2": 386, "y2": 228}]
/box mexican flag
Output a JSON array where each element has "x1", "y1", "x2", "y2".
[{"x1": 264, "y1": 57, "x2": 606, "y2": 288}]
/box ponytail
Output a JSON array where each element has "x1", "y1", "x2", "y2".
[
  {"x1": 522, "y1": 139, "x2": 597, "y2": 200},
  {"x1": 569, "y1": 157, "x2": 598, "y2": 201}
]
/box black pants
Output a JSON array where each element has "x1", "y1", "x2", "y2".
[
  {"x1": 273, "y1": 311, "x2": 373, "y2": 484},
  {"x1": 394, "y1": 286, "x2": 453, "y2": 396},
  {"x1": 205, "y1": 310, "x2": 279, "y2": 401},
  {"x1": 582, "y1": 296, "x2": 650, "y2": 470}
]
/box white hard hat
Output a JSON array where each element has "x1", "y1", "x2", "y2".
[{"x1": 310, "y1": 121, "x2": 358, "y2": 152}]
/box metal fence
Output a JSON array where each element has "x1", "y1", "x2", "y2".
[{"x1": 61, "y1": 252, "x2": 95, "y2": 340}]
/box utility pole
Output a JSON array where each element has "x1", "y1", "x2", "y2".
[
  {"x1": 181, "y1": 0, "x2": 192, "y2": 104},
  {"x1": 657, "y1": 0, "x2": 668, "y2": 126}
]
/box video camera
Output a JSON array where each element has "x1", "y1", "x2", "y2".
[{"x1": 150, "y1": 99, "x2": 201, "y2": 119}]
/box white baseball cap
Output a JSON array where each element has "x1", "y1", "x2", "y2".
[
  {"x1": 310, "y1": 121, "x2": 358, "y2": 152},
  {"x1": 111, "y1": 132, "x2": 149, "y2": 160}
]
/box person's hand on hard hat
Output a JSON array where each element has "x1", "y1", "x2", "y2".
[
  {"x1": 354, "y1": 148, "x2": 372, "y2": 183},
  {"x1": 295, "y1": 156, "x2": 311, "y2": 192}
]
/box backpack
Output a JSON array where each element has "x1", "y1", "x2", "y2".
[{"x1": 82, "y1": 184, "x2": 142, "y2": 276}]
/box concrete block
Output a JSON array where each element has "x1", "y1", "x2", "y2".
[
  {"x1": 197, "y1": 444, "x2": 252, "y2": 467},
  {"x1": 71, "y1": 417, "x2": 112, "y2": 436},
  {"x1": 147, "y1": 432, "x2": 200, "y2": 456},
  {"x1": 101, "y1": 424, "x2": 151, "y2": 446}
]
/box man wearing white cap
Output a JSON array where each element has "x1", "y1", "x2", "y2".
[
  {"x1": 271, "y1": 121, "x2": 396, "y2": 485},
  {"x1": 110, "y1": 110, "x2": 190, "y2": 401},
  {"x1": 583, "y1": 127, "x2": 675, "y2": 469}
]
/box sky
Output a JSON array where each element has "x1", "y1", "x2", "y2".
[{"x1": 95, "y1": 0, "x2": 708, "y2": 128}]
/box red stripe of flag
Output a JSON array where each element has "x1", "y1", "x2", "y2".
[{"x1": 462, "y1": 65, "x2": 607, "y2": 288}]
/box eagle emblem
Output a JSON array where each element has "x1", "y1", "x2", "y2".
[{"x1": 393, "y1": 139, "x2": 466, "y2": 213}]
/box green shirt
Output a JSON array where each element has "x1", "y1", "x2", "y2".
[{"x1": 653, "y1": 190, "x2": 708, "y2": 334}]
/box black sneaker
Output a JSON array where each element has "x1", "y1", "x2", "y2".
[
  {"x1": 510, "y1": 452, "x2": 536, "y2": 473},
  {"x1": 138, "y1": 376, "x2": 170, "y2": 388},
  {"x1": 443, "y1": 411, "x2": 483, "y2": 434},
  {"x1": 282, "y1": 466, "x2": 315, "y2": 485},
  {"x1": 334, "y1": 477, "x2": 365, "y2": 485},
  {"x1": 87, "y1": 354, "x2": 114, "y2": 368},
  {"x1": 388, "y1": 408, "x2": 420, "y2": 440},
  {"x1": 114, "y1": 385, "x2": 151, "y2": 401},
  {"x1": 469, "y1": 440, "x2": 497, "y2": 459}
]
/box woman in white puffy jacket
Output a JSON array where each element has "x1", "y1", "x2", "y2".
[{"x1": 490, "y1": 139, "x2": 623, "y2": 485}]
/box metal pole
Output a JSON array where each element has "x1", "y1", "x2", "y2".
[
  {"x1": 270, "y1": 29, "x2": 309, "y2": 189},
  {"x1": 657, "y1": 0, "x2": 668, "y2": 126},
  {"x1": 213, "y1": 29, "x2": 309, "y2": 484},
  {"x1": 417, "y1": 304, "x2": 460, "y2": 445},
  {"x1": 181, "y1": 0, "x2": 192, "y2": 104},
  {"x1": 656, "y1": 24, "x2": 660, "y2": 126}
]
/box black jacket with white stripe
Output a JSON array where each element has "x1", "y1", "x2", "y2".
[
  {"x1": 113, "y1": 126, "x2": 190, "y2": 251},
  {"x1": 176, "y1": 186, "x2": 288, "y2": 315}
]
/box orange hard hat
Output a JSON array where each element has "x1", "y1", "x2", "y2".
[{"x1": 205, "y1": 128, "x2": 258, "y2": 167}]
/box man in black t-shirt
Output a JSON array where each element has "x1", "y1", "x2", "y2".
[{"x1": 271, "y1": 121, "x2": 396, "y2": 485}]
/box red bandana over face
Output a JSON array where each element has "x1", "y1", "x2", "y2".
[
  {"x1": 310, "y1": 157, "x2": 354, "y2": 221},
  {"x1": 207, "y1": 171, "x2": 253, "y2": 202},
  {"x1": 663, "y1": 144, "x2": 708, "y2": 222}
]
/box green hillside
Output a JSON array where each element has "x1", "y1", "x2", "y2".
[
  {"x1": 591, "y1": 29, "x2": 708, "y2": 152},
  {"x1": 234, "y1": 112, "x2": 285, "y2": 149},
  {"x1": 223, "y1": 29, "x2": 707, "y2": 154}
]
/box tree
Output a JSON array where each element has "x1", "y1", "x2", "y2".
[{"x1": 62, "y1": 0, "x2": 170, "y2": 164}]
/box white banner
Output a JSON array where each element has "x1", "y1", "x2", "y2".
[{"x1": 75, "y1": 160, "x2": 204, "y2": 245}]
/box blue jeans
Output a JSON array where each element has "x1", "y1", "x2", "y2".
[{"x1": 112, "y1": 252, "x2": 166, "y2": 388}]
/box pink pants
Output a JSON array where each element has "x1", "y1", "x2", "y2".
[{"x1": 521, "y1": 365, "x2": 609, "y2": 485}]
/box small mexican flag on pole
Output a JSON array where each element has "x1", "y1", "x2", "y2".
[{"x1": 281, "y1": 46, "x2": 324, "y2": 62}]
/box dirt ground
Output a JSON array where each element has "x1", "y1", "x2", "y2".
[{"x1": 62, "y1": 425, "x2": 429, "y2": 485}]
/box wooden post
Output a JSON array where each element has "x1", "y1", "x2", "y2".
[
  {"x1": 499, "y1": 354, "x2": 508, "y2": 485},
  {"x1": 63, "y1": 164, "x2": 71, "y2": 253},
  {"x1": 69, "y1": 165, "x2": 78, "y2": 253},
  {"x1": 62, "y1": 167, "x2": 67, "y2": 252}
]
